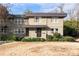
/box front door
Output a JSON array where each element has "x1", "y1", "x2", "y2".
[
  {"x1": 36, "y1": 28, "x2": 41, "y2": 37},
  {"x1": 26, "y1": 28, "x2": 29, "y2": 36}
]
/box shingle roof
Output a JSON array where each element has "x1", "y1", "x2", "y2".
[
  {"x1": 25, "y1": 25, "x2": 48, "y2": 28},
  {"x1": 25, "y1": 13, "x2": 67, "y2": 18},
  {"x1": 15, "y1": 25, "x2": 48, "y2": 28},
  {"x1": 8, "y1": 13, "x2": 67, "y2": 18}
]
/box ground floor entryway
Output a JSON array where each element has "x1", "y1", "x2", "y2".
[{"x1": 25, "y1": 28, "x2": 46, "y2": 38}]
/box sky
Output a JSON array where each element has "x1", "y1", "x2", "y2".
[{"x1": 5, "y1": 3, "x2": 76, "y2": 15}]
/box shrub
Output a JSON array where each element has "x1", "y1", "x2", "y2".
[
  {"x1": 53, "y1": 32, "x2": 62, "y2": 38},
  {"x1": 0, "y1": 35, "x2": 8, "y2": 41},
  {"x1": 52, "y1": 37, "x2": 59, "y2": 41},
  {"x1": 21, "y1": 38, "x2": 31, "y2": 42},
  {"x1": 21, "y1": 37, "x2": 45, "y2": 42},
  {"x1": 59, "y1": 38, "x2": 64, "y2": 41},
  {"x1": 31, "y1": 38, "x2": 40, "y2": 41},
  {"x1": 62, "y1": 36, "x2": 75, "y2": 42},
  {"x1": 46, "y1": 33, "x2": 75, "y2": 42},
  {"x1": 41, "y1": 38, "x2": 46, "y2": 42},
  {"x1": 16, "y1": 37, "x2": 23, "y2": 41},
  {"x1": 6, "y1": 34, "x2": 16, "y2": 41},
  {"x1": 0, "y1": 34, "x2": 16, "y2": 41},
  {"x1": 46, "y1": 33, "x2": 62, "y2": 41},
  {"x1": 46, "y1": 35, "x2": 53, "y2": 41}
]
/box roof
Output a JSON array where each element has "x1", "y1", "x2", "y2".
[
  {"x1": 25, "y1": 25, "x2": 48, "y2": 28},
  {"x1": 25, "y1": 13, "x2": 67, "y2": 18},
  {"x1": 8, "y1": 13, "x2": 67, "y2": 18},
  {"x1": 15, "y1": 25, "x2": 48, "y2": 28}
]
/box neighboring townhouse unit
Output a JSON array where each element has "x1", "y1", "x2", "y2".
[{"x1": 0, "y1": 13, "x2": 67, "y2": 38}]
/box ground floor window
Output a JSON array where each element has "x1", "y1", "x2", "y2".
[
  {"x1": 51, "y1": 28, "x2": 54, "y2": 33},
  {"x1": 1, "y1": 26, "x2": 8, "y2": 34},
  {"x1": 55, "y1": 28, "x2": 58, "y2": 32},
  {"x1": 14, "y1": 28, "x2": 25, "y2": 34},
  {"x1": 51, "y1": 28, "x2": 58, "y2": 33}
]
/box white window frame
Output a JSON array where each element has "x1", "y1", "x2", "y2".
[
  {"x1": 35, "y1": 17, "x2": 39, "y2": 22},
  {"x1": 51, "y1": 18, "x2": 58, "y2": 23},
  {"x1": 51, "y1": 28, "x2": 54, "y2": 33},
  {"x1": 55, "y1": 28, "x2": 58, "y2": 33},
  {"x1": 14, "y1": 18, "x2": 24, "y2": 24},
  {"x1": 51, "y1": 28, "x2": 58, "y2": 33},
  {"x1": 14, "y1": 28, "x2": 25, "y2": 34}
]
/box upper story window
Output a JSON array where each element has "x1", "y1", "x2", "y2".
[
  {"x1": 24, "y1": 18, "x2": 29, "y2": 22},
  {"x1": 35, "y1": 17, "x2": 39, "y2": 22},
  {"x1": 24, "y1": 19, "x2": 28, "y2": 22},
  {"x1": 10, "y1": 19, "x2": 14, "y2": 22},
  {"x1": 51, "y1": 18, "x2": 58, "y2": 23},
  {"x1": 0, "y1": 20, "x2": 5, "y2": 24},
  {"x1": 14, "y1": 18, "x2": 24, "y2": 24},
  {"x1": 14, "y1": 18, "x2": 29, "y2": 25}
]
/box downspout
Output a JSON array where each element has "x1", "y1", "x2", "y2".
[{"x1": 46, "y1": 18, "x2": 48, "y2": 38}]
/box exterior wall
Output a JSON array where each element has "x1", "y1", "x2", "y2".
[
  {"x1": 8, "y1": 17, "x2": 64, "y2": 38},
  {"x1": 28, "y1": 17, "x2": 46, "y2": 25},
  {"x1": 0, "y1": 17, "x2": 63, "y2": 38},
  {"x1": 46, "y1": 18, "x2": 63, "y2": 35},
  {"x1": 29, "y1": 28, "x2": 46, "y2": 39},
  {"x1": 29, "y1": 28, "x2": 36, "y2": 37},
  {"x1": 41, "y1": 29, "x2": 46, "y2": 38},
  {"x1": 28, "y1": 17, "x2": 63, "y2": 36}
]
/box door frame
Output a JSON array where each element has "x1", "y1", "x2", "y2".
[
  {"x1": 36, "y1": 28, "x2": 42, "y2": 37},
  {"x1": 26, "y1": 28, "x2": 29, "y2": 36}
]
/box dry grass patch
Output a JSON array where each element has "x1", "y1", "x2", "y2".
[{"x1": 0, "y1": 42, "x2": 79, "y2": 56}]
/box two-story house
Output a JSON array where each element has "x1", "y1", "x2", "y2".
[{"x1": 0, "y1": 13, "x2": 67, "y2": 38}]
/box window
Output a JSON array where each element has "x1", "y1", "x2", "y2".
[
  {"x1": 55, "y1": 28, "x2": 58, "y2": 32},
  {"x1": 14, "y1": 28, "x2": 25, "y2": 34},
  {"x1": 10, "y1": 19, "x2": 14, "y2": 22},
  {"x1": 51, "y1": 18, "x2": 53, "y2": 22},
  {"x1": 1, "y1": 26, "x2": 8, "y2": 34},
  {"x1": 1, "y1": 20, "x2": 4, "y2": 24},
  {"x1": 14, "y1": 19, "x2": 17, "y2": 24},
  {"x1": 51, "y1": 28, "x2": 58, "y2": 33},
  {"x1": 35, "y1": 17, "x2": 39, "y2": 22},
  {"x1": 14, "y1": 18, "x2": 24, "y2": 24},
  {"x1": 18, "y1": 19, "x2": 22, "y2": 24},
  {"x1": 51, "y1": 28, "x2": 54, "y2": 33},
  {"x1": 51, "y1": 18, "x2": 58, "y2": 23},
  {"x1": 24, "y1": 19, "x2": 28, "y2": 22}
]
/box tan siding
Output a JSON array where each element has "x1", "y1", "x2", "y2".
[
  {"x1": 29, "y1": 28, "x2": 36, "y2": 37},
  {"x1": 10, "y1": 17, "x2": 64, "y2": 38},
  {"x1": 28, "y1": 18, "x2": 46, "y2": 25}
]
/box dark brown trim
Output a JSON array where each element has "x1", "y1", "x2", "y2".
[
  {"x1": 7, "y1": 13, "x2": 67, "y2": 19},
  {"x1": 36, "y1": 28, "x2": 41, "y2": 37},
  {"x1": 26, "y1": 28, "x2": 29, "y2": 36}
]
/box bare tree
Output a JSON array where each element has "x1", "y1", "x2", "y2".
[
  {"x1": 74, "y1": 4, "x2": 79, "y2": 36},
  {"x1": 0, "y1": 4, "x2": 9, "y2": 35},
  {"x1": 58, "y1": 4, "x2": 64, "y2": 13},
  {"x1": 67, "y1": 8, "x2": 75, "y2": 20},
  {"x1": 24, "y1": 9, "x2": 32, "y2": 14},
  {"x1": 0, "y1": 4, "x2": 9, "y2": 19},
  {"x1": 53, "y1": 4, "x2": 64, "y2": 13}
]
